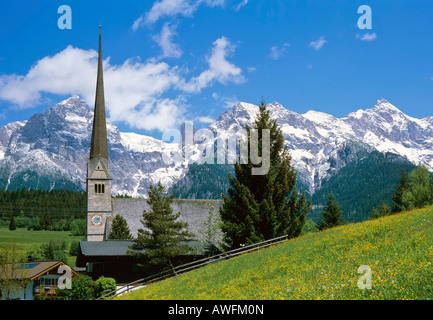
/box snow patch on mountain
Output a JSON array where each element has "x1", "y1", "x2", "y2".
[{"x1": 0, "y1": 96, "x2": 432, "y2": 196}]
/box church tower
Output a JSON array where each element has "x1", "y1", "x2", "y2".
[{"x1": 86, "y1": 26, "x2": 112, "y2": 242}]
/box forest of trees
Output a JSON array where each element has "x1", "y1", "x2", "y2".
[
  {"x1": 371, "y1": 165, "x2": 433, "y2": 219},
  {"x1": 310, "y1": 151, "x2": 416, "y2": 222},
  {"x1": 0, "y1": 188, "x2": 86, "y2": 233}
]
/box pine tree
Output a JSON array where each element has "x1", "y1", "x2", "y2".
[
  {"x1": 391, "y1": 169, "x2": 407, "y2": 213},
  {"x1": 9, "y1": 215, "x2": 16, "y2": 231},
  {"x1": 128, "y1": 182, "x2": 194, "y2": 274},
  {"x1": 108, "y1": 214, "x2": 133, "y2": 240},
  {"x1": 318, "y1": 192, "x2": 344, "y2": 231},
  {"x1": 220, "y1": 100, "x2": 311, "y2": 249}
]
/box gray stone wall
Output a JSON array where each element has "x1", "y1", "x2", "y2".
[
  {"x1": 87, "y1": 178, "x2": 112, "y2": 241},
  {"x1": 109, "y1": 198, "x2": 222, "y2": 238}
]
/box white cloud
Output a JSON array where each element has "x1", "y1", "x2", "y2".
[
  {"x1": 309, "y1": 36, "x2": 327, "y2": 50},
  {"x1": 182, "y1": 36, "x2": 244, "y2": 92},
  {"x1": 356, "y1": 32, "x2": 377, "y2": 41},
  {"x1": 0, "y1": 46, "x2": 97, "y2": 108},
  {"x1": 0, "y1": 37, "x2": 244, "y2": 132},
  {"x1": 103, "y1": 60, "x2": 184, "y2": 131},
  {"x1": 236, "y1": 0, "x2": 248, "y2": 11},
  {"x1": 146, "y1": 0, "x2": 196, "y2": 25},
  {"x1": 247, "y1": 67, "x2": 256, "y2": 72},
  {"x1": 0, "y1": 46, "x2": 183, "y2": 131},
  {"x1": 131, "y1": 16, "x2": 144, "y2": 32},
  {"x1": 196, "y1": 115, "x2": 215, "y2": 123},
  {"x1": 132, "y1": 0, "x2": 225, "y2": 28},
  {"x1": 152, "y1": 22, "x2": 183, "y2": 58},
  {"x1": 269, "y1": 43, "x2": 290, "y2": 60},
  {"x1": 212, "y1": 92, "x2": 239, "y2": 109}
]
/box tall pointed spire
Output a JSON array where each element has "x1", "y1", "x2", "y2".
[{"x1": 89, "y1": 25, "x2": 109, "y2": 159}]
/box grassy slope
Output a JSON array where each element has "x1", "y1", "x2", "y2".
[
  {"x1": 0, "y1": 227, "x2": 83, "y2": 266},
  {"x1": 118, "y1": 206, "x2": 433, "y2": 300}
]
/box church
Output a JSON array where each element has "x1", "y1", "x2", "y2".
[{"x1": 76, "y1": 28, "x2": 222, "y2": 283}]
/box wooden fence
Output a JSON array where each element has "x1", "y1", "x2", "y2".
[{"x1": 96, "y1": 234, "x2": 289, "y2": 300}]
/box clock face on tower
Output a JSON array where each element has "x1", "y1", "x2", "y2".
[{"x1": 91, "y1": 214, "x2": 103, "y2": 226}]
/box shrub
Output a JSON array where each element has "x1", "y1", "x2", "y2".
[
  {"x1": 28, "y1": 217, "x2": 41, "y2": 230},
  {"x1": 57, "y1": 275, "x2": 94, "y2": 300},
  {"x1": 69, "y1": 239, "x2": 81, "y2": 256},
  {"x1": 93, "y1": 276, "x2": 116, "y2": 299},
  {"x1": 70, "y1": 219, "x2": 86, "y2": 236},
  {"x1": 52, "y1": 219, "x2": 70, "y2": 231},
  {"x1": 15, "y1": 211, "x2": 30, "y2": 228}
]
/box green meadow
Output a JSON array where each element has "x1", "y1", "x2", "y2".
[
  {"x1": 0, "y1": 227, "x2": 83, "y2": 266},
  {"x1": 118, "y1": 205, "x2": 433, "y2": 300}
]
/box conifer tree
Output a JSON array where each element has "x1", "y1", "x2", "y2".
[
  {"x1": 9, "y1": 215, "x2": 16, "y2": 231},
  {"x1": 391, "y1": 169, "x2": 407, "y2": 213},
  {"x1": 318, "y1": 192, "x2": 344, "y2": 231},
  {"x1": 128, "y1": 182, "x2": 194, "y2": 274},
  {"x1": 220, "y1": 100, "x2": 311, "y2": 249},
  {"x1": 108, "y1": 214, "x2": 133, "y2": 240}
]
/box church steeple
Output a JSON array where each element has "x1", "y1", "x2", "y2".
[
  {"x1": 86, "y1": 26, "x2": 112, "y2": 242},
  {"x1": 90, "y1": 25, "x2": 109, "y2": 160}
]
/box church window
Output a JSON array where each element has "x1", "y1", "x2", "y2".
[{"x1": 94, "y1": 184, "x2": 105, "y2": 194}]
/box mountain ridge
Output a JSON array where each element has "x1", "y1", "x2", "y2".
[{"x1": 0, "y1": 96, "x2": 431, "y2": 198}]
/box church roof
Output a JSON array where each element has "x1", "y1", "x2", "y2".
[
  {"x1": 89, "y1": 26, "x2": 109, "y2": 160},
  {"x1": 78, "y1": 240, "x2": 222, "y2": 257},
  {"x1": 80, "y1": 240, "x2": 135, "y2": 257}
]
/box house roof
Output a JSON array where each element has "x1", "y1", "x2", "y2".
[
  {"x1": 79, "y1": 240, "x2": 222, "y2": 257},
  {"x1": 80, "y1": 240, "x2": 135, "y2": 257},
  {"x1": 0, "y1": 260, "x2": 80, "y2": 280}
]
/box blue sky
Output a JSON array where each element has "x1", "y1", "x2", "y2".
[{"x1": 0, "y1": 0, "x2": 432, "y2": 139}]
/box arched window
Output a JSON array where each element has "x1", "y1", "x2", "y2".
[
  {"x1": 98, "y1": 184, "x2": 102, "y2": 194},
  {"x1": 102, "y1": 184, "x2": 105, "y2": 194},
  {"x1": 95, "y1": 184, "x2": 98, "y2": 193}
]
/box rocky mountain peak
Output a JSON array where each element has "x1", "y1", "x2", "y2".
[
  {"x1": 0, "y1": 96, "x2": 432, "y2": 196},
  {"x1": 372, "y1": 98, "x2": 403, "y2": 114}
]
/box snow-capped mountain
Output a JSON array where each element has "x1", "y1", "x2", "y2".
[
  {"x1": 0, "y1": 96, "x2": 186, "y2": 196},
  {"x1": 209, "y1": 98, "x2": 433, "y2": 193},
  {"x1": 0, "y1": 96, "x2": 431, "y2": 197}
]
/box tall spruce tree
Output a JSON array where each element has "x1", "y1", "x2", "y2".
[
  {"x1": 128, "y1": 182, "x2": 194, "y2": 274},
  {"x1": 318, "y1": 192, "x2": 344, "y2": 231},
  {"x1": 108, "y1": 214, "x2": 133, "y2": 240},
  {"x1": 9, "y1": 215, "x2": 16, "y2": 231},
  {"x1": 391, "y1": 169, "x2": 408, "y2": 213},
  {"x1": 220, "y1": 100, "x2": 311, "y2": 249}
]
